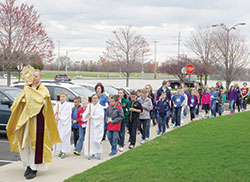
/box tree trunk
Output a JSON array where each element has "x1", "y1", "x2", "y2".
[
  {"x1": 7, "y1": 69, "x2": 11, "y2": 86},
  {"x1": 200, "y1": 75, "x2": 203, "y2": 86},
  {"x1": 126, "y1": 73, "x2": 129, "y2": 87},
  {"x1": 204, "y1": 74, "x2": 208, "y2": 86},
  {"x1": 226, "y1": 80, "x2": 231, "y2": 91}
]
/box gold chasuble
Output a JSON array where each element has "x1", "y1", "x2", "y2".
[{"x1": 7, "y1": 83, "x2": 61, "y2": 164}]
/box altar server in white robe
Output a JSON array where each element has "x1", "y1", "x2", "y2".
[
  {"x1": 54, "y1": 92, "x2": 72, "y2": 158},
  {"x1": 82, "y1": 94, "x2": 104, "y2": 160}
]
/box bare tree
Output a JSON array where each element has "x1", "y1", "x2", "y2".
[
  {"x1": 186, "y1": 27, "x2": 214, "y2": 85},
  {"x1": 0, "y1": 0, "x2": 54, "y2": 85},
  {"x1": 159, "y1": 56, "x2": 192, "y2": 81},
  {"x1": 102, "y1": 26, "x2": 150, "y2": 87},
  {"x1": 56, "y1": 56, "x2": 71, "y2": 71},
  {"x1": 213, "y1": 27, "x2": 250, "y2": 90}
]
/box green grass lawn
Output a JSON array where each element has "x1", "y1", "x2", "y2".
[
  {"x1": 41, "y1": 71, "x2": 170, "y2": 79},
  {"x1": 65, "y1": 111, "x2": 250, "y2": 182}
]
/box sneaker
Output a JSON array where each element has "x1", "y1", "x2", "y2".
[
  {"x1": 109, "y1": 152, "x2": 117, "y2": 156},
  {"x1": 119, "y1": 147, "x2": 124, "y2": 152},
  {"x1": 161, "y1": 132, "x2": 166, "y2": 135},
  {"x1": 173, "y1": 126, "x2": 177, "y2": 129},
  {"x1": 177, "y1": 126, "x2": 180, "y2": 128},
  {"x1": 97, "y1": 153, "x2": 101, "y2": 160},
  {"x1": 73, "y1": 151, "x2": 80, "y2": 156},
  {"x1": 129, "y1": 145, "x2": 135, "y2": 149},
  {"x1": 145, "y1": 137, "x2": 149, "y2": 141},
  {"x1": 60, "y1": 153, "x2": 66, "y2": 159},
  {"x1": 157, "y1": 131, "x2": 161, "y2": 135},
  {"x1": 88, "y1": 154, "x2": 95, "y2": 160},
  {"x1": 140, "y1": 139, "x2": 145, "y2": 144},
  {"x1": 58, "y1": 152, "x2": 63, "y2": 157}
]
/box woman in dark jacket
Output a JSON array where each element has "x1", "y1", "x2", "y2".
[{"x1": 145, "y1": 84, "x2": 156, "y2": 126}]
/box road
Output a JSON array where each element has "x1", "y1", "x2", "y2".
[
  {"x1": 0, "y1": 131, "x2": 20, "y2": 167},
  {"x1": 1, "y1": 78, "x2": 250, "y2": 89}
]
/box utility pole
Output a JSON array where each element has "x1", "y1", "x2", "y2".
[
  {"x1": 153, "y1": 40, "x2": 158, "y2": 79},
  {"x1": 57, "y1": 41, "x2": 61, "y2": 71},
  {"x1": 65, "y1": 47, "x2": 84, "y2": 75},
  {"x1": 177, "y1": 32, "x2": 181, "y2": 61}
]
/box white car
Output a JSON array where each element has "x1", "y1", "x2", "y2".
[
  {"x1": 3, "y1": 74, "x2": 16, "y2": 79},
  {"x1": 81, "y1": 83, "x2": 119, "y2": 96},
  {"x1": 11, "y1": 81, "x2": 93, "y2": 106}
]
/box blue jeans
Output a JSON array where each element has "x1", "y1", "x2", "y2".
[
  {"x1": 108, "y1": 131, "x2": 119, "y2": 154},
  {"x1": 75, "y1": 127, "x2": 86, "y2": 153},
  {"x1": 157, "y1": 115, "x2": 167, "y2": 133},
  {"x1": 118, "y1": 122, "x2": 126, "y2": 147},
  {"x1": 146, "y1": 119, "x2": 150, "y2": 138},
  {"x1": 230, "y1": 99, "x2": 235, "y2": 113},
  {"x1": 171, "y1": 108, "x2": 175, "y2": 124},
  {"x1": 174, "y1": 107, "x2": 182, "y2": 127},
  {"x1": 211, "y1": 102, "x2": 217, "y2": 117},
  {"x1": 183, "y1": 106, "x2": 188, "y2": 117}
]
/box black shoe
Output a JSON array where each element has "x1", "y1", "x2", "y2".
[
  {"x1": 25, "y1": 169, "x2": 37, "y2": 180},
  {"x1": 24, "y1": 166, "x2": 31, "y2": 177}
]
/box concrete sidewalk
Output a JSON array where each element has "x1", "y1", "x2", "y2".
[{"x1": 0, "y1": 108, "x2": 241, "y2": 182}]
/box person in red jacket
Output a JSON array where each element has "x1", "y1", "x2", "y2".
[
  {"x1": 241, "y1": 82, "x2": 249, "y2": 111},
  {"x1": 74, "y1": 98, "x2": 88, "y2": 155},
  {"x1": 106, "y1": 95, "x2": 124, "y2": 156}
]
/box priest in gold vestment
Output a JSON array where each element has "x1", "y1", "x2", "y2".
[{"x1": 6, "y1": 70, "x2": 61, "y2": 180}]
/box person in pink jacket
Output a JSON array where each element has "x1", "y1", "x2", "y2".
[{"x1": 201, "y1": 88, "x2": 211, "y2": 118}]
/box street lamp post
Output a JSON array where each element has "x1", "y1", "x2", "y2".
[
  {"x1": 65, "y1": 47, "x2": 84, "y2": 75},
  {"x1": 153, "y1": 40, "x2": 158, "y2": 79},
  {"x1": 212, "y1": 22, "x2": 246, "y2": 88}
]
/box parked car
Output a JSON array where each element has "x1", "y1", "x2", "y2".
[
  {"x1": 81, "y1": 83, "x2": 119, "y2": 96},
  {"x1": 11, "y1": 81, "x2": 93, "y2": 105},
  {"x1": 55, "y1": 74, "x2": 71, "y2": 82},
  {"x1": 115, "y1": 87, "x2": 132, "y2": 96},
  {"x1": 0, "y1": 87, "x2": 22, "y2": 130},
  {"x1": 76, "y1": 75, "x2": 83, "y2": 79},
  {"x1": 3, "y1": 74, "x2": 16, "y2": 79},
  {"x1": 168, "y1": 78, "x2": 202, "y2": 89}
]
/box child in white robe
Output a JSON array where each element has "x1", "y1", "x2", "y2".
[
  {"x1": 82, "y1": 94, "x2": 104, "y2": 160},
  {"x1": 54, "y1": 92, "x2": 72, "y2": 158}
]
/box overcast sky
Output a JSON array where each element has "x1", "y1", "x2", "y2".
[{"x1": 18, "y1": 0, "x2": 250, "y2": 64}]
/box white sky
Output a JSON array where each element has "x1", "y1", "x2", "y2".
[{"x1": 17, "y1": 0, "x2": 250, "y2": 64}]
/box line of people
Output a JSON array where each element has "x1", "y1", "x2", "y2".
[{"x1": 53, "y1": 81, "x2": 249, "y2": 161}]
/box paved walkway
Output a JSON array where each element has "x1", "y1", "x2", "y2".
[{"x1": 0, "y1": 108, "x2": 242, "y2": 182}]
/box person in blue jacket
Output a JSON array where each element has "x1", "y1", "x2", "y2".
[
  {"x1": 71, "y1": 96, "x2": 81, "y2": 148},
  {"x1": 156, "y1": 92, "x2": 170, "y2": 135},
  {"x1": 210, "y1": 87, "x2": 218, "y2": 117},
  {"x1": 172, "y1": 88, "x2": 185, "y2": 128},
  {"x1": 156, "y1": 80, "x2": 171, "y2": 102}
]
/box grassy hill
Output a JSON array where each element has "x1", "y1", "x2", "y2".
[{"x1": 65, "y1": 112, "x2": 250, "y2": 182}]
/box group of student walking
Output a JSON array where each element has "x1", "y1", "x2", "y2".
[{"x1": 54, "y1": 81, "x2": 249, "y2": 160}]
